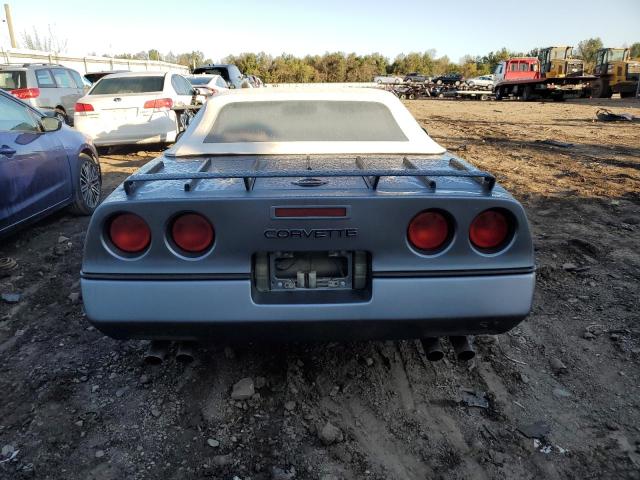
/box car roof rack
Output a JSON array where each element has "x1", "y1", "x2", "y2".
[{"x1": 123, "y1": 156, "x2": 495, "y2": 196}]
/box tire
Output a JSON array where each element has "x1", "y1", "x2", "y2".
[
  {"x1": 620, "y1": 91, "x2": 634, "y2": 98},
  {"x1": 454, "y1": 80, "x2": 461, "y2": 86},
  {"x1": 69, "y1": 153, "x2": 101, "y2": 215},
  {"x1": 467, "y1": 81, "x2": 474, "y2": 88},
  {"x1": 480, "y1": 94, "x2": 489, "y2": 101},
  {"x1": 494, "y1": 87, "x2": 504, "y2": 101},
  {"x1": 436, "y1": 79, "x2": 443, "y2": 85},
  {"x1": 54, "y1": 108, "x2": 69, "y2": 125},
  {"x1": 591, "y1": 79, "x2": 612, "y2": 99},
  {"x1": 399, "y1": 94, "x2": 407, "y2": 100},
  {"x1": 408, "y1": 93, "x2": 415, "y2": 100},
  {"x1": 522, "y1": 85, "x2": 533, "y2": 101}
]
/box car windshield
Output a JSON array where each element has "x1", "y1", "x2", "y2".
[
  {"x1": 0, "y1": 71, "x2": 26, "y2": 90},
  {"x1": 187, "y1": 76, "x2": 214, "y2": 85},
  {"x1": 204, "y1": 101, "x2": 408, "y2": 143},
  {"x1": 89, "y1": 76, "x2": 164, "y2": 95}
]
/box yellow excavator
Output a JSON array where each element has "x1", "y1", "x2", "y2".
[
  {"x1": 538, "y1": 46, "x2": 585, "y2": 78},
  {"x1": 591, "y1": 48, "x2": 640, "y2": 98}
]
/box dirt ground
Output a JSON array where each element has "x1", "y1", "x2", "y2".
[{"x1": 1, "y1": 98, "x2": 639, "y2": 480}]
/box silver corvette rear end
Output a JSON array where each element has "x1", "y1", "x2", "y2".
[
  {"x1": 80, "y1": 153, "x2": 534, "y2": 341},
  {"x1": 81, "y1": 89, "x2": 534, "y2": 342}
]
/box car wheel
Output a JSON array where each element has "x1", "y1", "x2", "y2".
[
  {"x1": 408, "y1": 93, "x2": 415, "y2": 100},
  {"x1": 467, "y1": 81, "x2": 474, "y2": 88},
  {"x1": 54, "y1": 108, "x2": 68, "y2": 125},
  {"x1": 399, "y1": 94, "x2": 407, "y2": 100},
  {"x1": 70, "y1": 153, "x2": 101, "y2": 215},
  {"x1": 436, "y1": 79, "x2": 443, "y2": 85},
  {"x1": 494, "y1": 87, "x2": 503, "y2": 100}
]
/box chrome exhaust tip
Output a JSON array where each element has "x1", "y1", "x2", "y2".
[
  {"x1": 449, "y1": 336, "x2": 476, "y2": 361},
  {"x1": 175, "y1": 341, "x2": 196, "y2": 364},
  {"x1": 144, "y1": 340, "x2": 170, "y2": 365},
  {"x1": 421, "y1": 337, "x2": 444, "y2": 362}
]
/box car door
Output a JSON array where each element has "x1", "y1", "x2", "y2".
[
  {"x1": 51, "y1": 68, "x2": 81, "y2": 115},
  {"x1": 171, "y1": 74, "x2": 195, "y2": 107},
  {"x1": 0, "y1": 93, "x2": 71, "y2": 233}
]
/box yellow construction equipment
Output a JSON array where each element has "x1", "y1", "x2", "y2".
[
  {"x1": 591, "y1": 48, "x2": 640, "y2": 98},
  {"x1": 538, "y1": 46, "x2": 585, "y2": 78}
]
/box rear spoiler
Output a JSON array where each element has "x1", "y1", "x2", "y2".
[{"x1": 123, "y1": 156, "x2": 496, "y2": 195}]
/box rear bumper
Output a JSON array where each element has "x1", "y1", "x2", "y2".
[
  {"x1": 81, "y1": 273, "x2": 535, "y2": 341},
  {"x1": 74, "y1": 113, "x2": 177, "y2": 146}
]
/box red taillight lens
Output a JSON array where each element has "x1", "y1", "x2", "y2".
[
  {"x1": 109, "y1": 213, "x2": 151, "y2": 253},
  {"x1": 407, "y1": 210, "x2": 451, "y2": 252},
  {"x1": 171, "y1": 213, "x2": 214, "y2": 253},
  {"x1": 10, "y1": 87, "x2": 40, "y2": 99},
  {"x1": 469, "y1": 209, "x2": 511, "y2": 251},
  {"x1": 143, "y1": 98, "x2": 173, "y2": 110},
  {"x1": 75, "y1": 102, "x2": 94, "y2": 112}
]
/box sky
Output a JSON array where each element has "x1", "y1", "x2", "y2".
[{"x1": 4, "y1": 0, "x2": 640, "y2": 63}]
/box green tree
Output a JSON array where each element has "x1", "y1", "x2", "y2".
[
  {"x1": 630, "y1": 42, "x2": 640, "y2": 59},
  {"x1": 576, "y1": 37, "x2": 603, "y2": 70}
]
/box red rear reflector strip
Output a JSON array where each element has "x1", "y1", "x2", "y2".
[{"x1": 275, "y1": 207, "x2": 347, "y2": 218}]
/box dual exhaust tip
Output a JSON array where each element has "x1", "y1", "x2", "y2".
[
  {"x1": 421, "y1": 336, "x2": 475, "y2": 362},
  {"x1": 145, "y1": 336, "x2": 475, "y2": 365},
  {"x1": 145, "y1": 341, "x2": 195, "y2": 365}
]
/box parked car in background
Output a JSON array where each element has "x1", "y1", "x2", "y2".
[
  {"x1": 403, "y1": 73, "x2": 429, "y2": 83},
  {"x1": 432, "y1": 73, "x2": 464, "y2": 85},
  {"x1": 465, "y1": 75, "x2": 494, "y2": 89},
  {"x1": 192, "y1": 64, "x2": 243, "y2": 89},
  {"x1": 246, "y1": 75, "x2": 264, "y2": 88},
  {"x1": 0, "y1": 89, "x2": 101, "y2": 238},
  {"x1": 74, "y1": 72, "x2": 197, "y2": 147},
  {"x1": 0, "y1": 63, "x2": 87, "y2": 125},
  {"x1": 186, "y1": 74, "x2": 229, "y2": 102},
  {"x1": 374, "y1": 75, "x2": 403, "y2": 84},
  {"x1": 84, "y1": 70, "x2": 128, "y2": 84}
]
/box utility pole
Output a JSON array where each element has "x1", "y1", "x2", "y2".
[{"x1": 4, "y1": 4, "x2": 16, "y2": 48}]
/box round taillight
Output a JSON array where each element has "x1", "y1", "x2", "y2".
[
  {"x1": 469, "y1": 209, "x2": 511, "y2": 251},
  {"x1": 171, "y1": 213, "x2": 214, "y2": 253},
  {"x1": 407, "y1": 210, "x2": 451, "y2": 252},
  {"x1": 109, "y1": 213, "x2": 151, "y2": 253}
]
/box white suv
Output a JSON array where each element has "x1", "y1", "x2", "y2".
[{"x1": 0, "y1": 63, "x2": 87, "y2": 124}]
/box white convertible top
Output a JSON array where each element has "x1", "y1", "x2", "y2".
[{"x1": 167, "y1": 88, "x2": 446, "y2": 157}]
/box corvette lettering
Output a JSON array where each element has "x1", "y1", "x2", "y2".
[{"x1": 264, "y1": 228, "x2": 358, "y2": 239}]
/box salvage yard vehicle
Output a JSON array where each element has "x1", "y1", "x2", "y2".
[
  {"x1": 192, "y1": 64, "x2": 244, "y2": 89},
  {"x1": 185, "y1": 74, "x2": 229, "y2": 103},
  {"x1": 494, "y1": 50, "x2": 594, "y2": 101},
  {"x1": 0, "y1": 90, "x2": 101, "y2": 238},
  {"x1": 590, "y1": 47, "x2": 640, "y2": 98},
  {"x1": 404, "y1": 72, "x2": 429, "y2": 83},
  {"x1": 80, "y1": 88, "x2": 535, "y2": 359},
  {"x1": 465, "y1": 75, "x2": 494, "y2": 89},
  {"x1": 374, "y1": 75, "x2": 404, "y2": 84},
  {"x1": 432, "y1": 73, "x2": 464, "y2": 85},
  {"x1": 0, "y1": 63, "x2": 87, "y2": 125},
  {"x1": 74, "y1": 72, "x2": 198, "y2": 147}
]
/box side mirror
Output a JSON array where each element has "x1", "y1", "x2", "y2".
[
  {"x1": 192, "y1": 88, "x2": 201, "y2": 96},
  {"x1": 41, "y1": 116, "x2": 62, "y2": 132}
]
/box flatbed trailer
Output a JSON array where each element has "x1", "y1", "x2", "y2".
[{"x1": 493, "y1": 76, "x2": 595, "y2": 101}]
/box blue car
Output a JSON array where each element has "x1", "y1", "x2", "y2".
[{"x1": 0, "y1": 89, "x2": 101, "y2": 238}]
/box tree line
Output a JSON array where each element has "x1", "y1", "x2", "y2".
[{"x1": 21, "y1": 29, "x2": 640, "y2": 82}]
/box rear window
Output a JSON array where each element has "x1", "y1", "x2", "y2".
[
  {"x1": 187, "y1": 76, "x2": 213, "y2": 85},
  {"x1": 90, "y1": 76, "x2": 164, "y2": 95},
  {"x1": 204, "y1": 101, "x2": 407, "y2": 143},
  {"x1": 0, "y1": 71, "x2": 26, "y2": 90}
]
